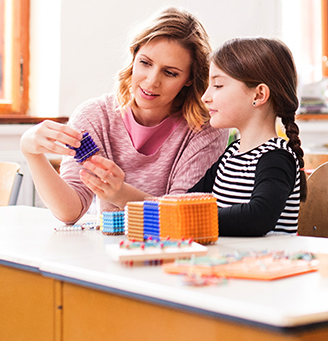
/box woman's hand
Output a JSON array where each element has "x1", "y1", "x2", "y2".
[
  {"x1": 20, "y1": 120, "x2": 82, "y2": 156},
  {"x1": 80, "y1": 155, "x2": 126, "y2": 205}
]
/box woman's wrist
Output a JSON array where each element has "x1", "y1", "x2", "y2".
[{"x1": 113, "y1": 182, "x2": 148, "y2": 209}]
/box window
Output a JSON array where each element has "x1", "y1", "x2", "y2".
[
  {"x1": 0, "y1": 0, "x2": 29, "y2": 116},
  {"x1": 281, "y1": 0, "x2": 323, "y2": 85},
  {"x1": 322, "y1": 0, "x2": 328, "y2": 77}
]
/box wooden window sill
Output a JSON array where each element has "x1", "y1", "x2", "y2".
[
  {"x1": 296, "y1": 113, "x2": 328, "y2": 120},
  {"x1": 0, "y1": 116, "x2": 69, "y2": 124}
]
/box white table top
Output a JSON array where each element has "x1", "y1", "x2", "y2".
[{"x1": 1, "y1": 205, "x2": 328, "y2": 329}]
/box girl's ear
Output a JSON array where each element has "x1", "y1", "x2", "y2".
[{"x1": 253, "y1": 83, "x2": 270, "y2": 106}]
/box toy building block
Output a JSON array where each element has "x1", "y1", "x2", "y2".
[
  {"x1": 159, "y1": 193, "x2": 218, "y2": 245},
  {"x1": 67, "y1": 131, "x2": 99, "y2": 164},
  {"x1": 125, "y1": 201, "x2": 144, "y2": 241},
  {"x1": 143, "y1": 198, "x2": 160, "y2": 241},
  {"x1": 100, "y1": 210, "x2": 125, "y2": 235},
  {"x1": 124, "y1": 193, "x2": 219, "y2": 245}
]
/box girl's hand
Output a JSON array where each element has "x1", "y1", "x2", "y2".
[
  {"x1": 80, "y1": 155, "x2": 126, "y2": 205},
  {"x1": 20, "y1": 120, "x2": 82, "y2": 156}
]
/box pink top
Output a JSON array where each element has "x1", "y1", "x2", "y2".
[
  {"x1": 60, "y1": 94, "x2": 229, "y2": 224},
  {"x1": 122, "y1": 107, "x2": 182, "y2": 155}
]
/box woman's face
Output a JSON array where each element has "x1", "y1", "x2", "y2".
[
  {"x1": 202, "y1": 62, "x2": 254, "y2": 130},
  {"x1": 131, "y1": 37, "x2": 192, "y2": 126}
]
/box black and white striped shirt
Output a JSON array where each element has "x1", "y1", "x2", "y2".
[{"x1": 189, "y1": 137, "x2": 300, "y2": 236}]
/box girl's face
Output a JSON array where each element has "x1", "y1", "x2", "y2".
[
  {"x1": 131, "y1": 37, "x2": 192, "y2": 126},
  {"x1": 202, "y1": 62, "x2": 254, "y2": 130}
]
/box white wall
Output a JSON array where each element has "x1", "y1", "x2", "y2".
[
  {"x1": 29, "y1": 0, "x2": 282, "y2": 118},
  {"x1": 29, "y1": 0, "x2": 61, "y2": 118}
]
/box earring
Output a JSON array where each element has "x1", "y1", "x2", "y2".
[{"x1": 252, "y1": 101, "x2": 256, "y2": 106}]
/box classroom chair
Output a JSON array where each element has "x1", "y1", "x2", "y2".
[
  {"x1": 303, "y1": 152, "x2": 328, "y2": 178},
  {"x1": 298, "y1": 161, "x2": 328, "y2": 238},
  {"x1": 0, "y1": 162, "x2": 23, "y2": 206}
]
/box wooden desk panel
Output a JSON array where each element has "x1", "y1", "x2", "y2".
[
  {"x1": 0, "y1": 264, "x2": 61, "y2": 341},
  {"x1": 61, "y1": 281, "x2": 328, "y2": 341},
  {"x1": 1, "y1": 263, "x2": 328, "y2": 341}
]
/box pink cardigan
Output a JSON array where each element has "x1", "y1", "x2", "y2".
[{"x1": 60, "y1": 94, "x2": 229, "y2": 223}]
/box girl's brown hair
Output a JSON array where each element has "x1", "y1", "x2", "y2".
[
  {"x1": 211, "y1": 37, "x2": 307, "y2": 201},
  {"x1": 116, "y1": 7, "x2": 211, "y2": 130}
]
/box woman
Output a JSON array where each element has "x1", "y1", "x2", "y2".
[{"x1": 20, "y1": 7, "x2": 228, "y2": 224}]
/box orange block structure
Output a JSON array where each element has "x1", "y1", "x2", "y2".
[{"x1": 159, "y1": 193, "x2": 218, "y2": 245}]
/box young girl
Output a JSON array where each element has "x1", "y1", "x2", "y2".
[
  {"x1": 20, "y1": 7, "x2": 228, "y2": 224},
  {"x1": 188, "y1": 37, "x2": 307, "y2": 237}
]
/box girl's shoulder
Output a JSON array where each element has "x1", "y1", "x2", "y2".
[
  {"x1": 261, "y1": 137, "x2": 289, "y2": 150},
  {"x1": 224, "y1": 138, "x2": 297, "y2": 164},
  {"x1": 223, "y1": 137, "x2": 290, "y2": 155},
  {"x1": 259, "y1": 137, "x2": 296, "y2": 158},
  {"x1": 257, "y1": 138, "x2": 299, "y2": 170}
]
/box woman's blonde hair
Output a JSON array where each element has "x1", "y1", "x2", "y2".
[{"x1": 116, "y1": 7, "x2": 211, "y2": 130}]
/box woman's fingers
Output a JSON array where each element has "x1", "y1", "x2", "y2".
[
  {"x1": 79, "y1": 169, "x2": 104, "y2": 193},
  {"x1": 80, "y1": 169, "x2": 114, "y2": 200},
  {"x1": 80, "y1": 157, "x2": 125, "y2": 200},
  {"x1": 39, "y1": 121, "x2": 82, "y2": 148},
  {"x1": 84, "y1": 156, "x2": 124, "y2": 182},
  {"x1": 21, "y1": 120, "x2": 82, "y2": 156}
]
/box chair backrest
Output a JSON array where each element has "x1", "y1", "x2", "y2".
[
  {"x1": 304, "y1": 152, "x2": 328, "y2": 178},
  {"x1": 298, "y1": 161, "x2": 328, "y2": 238},
  {"x1": 0, "y1": 162, "x2": 22, "y2": 206}
]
